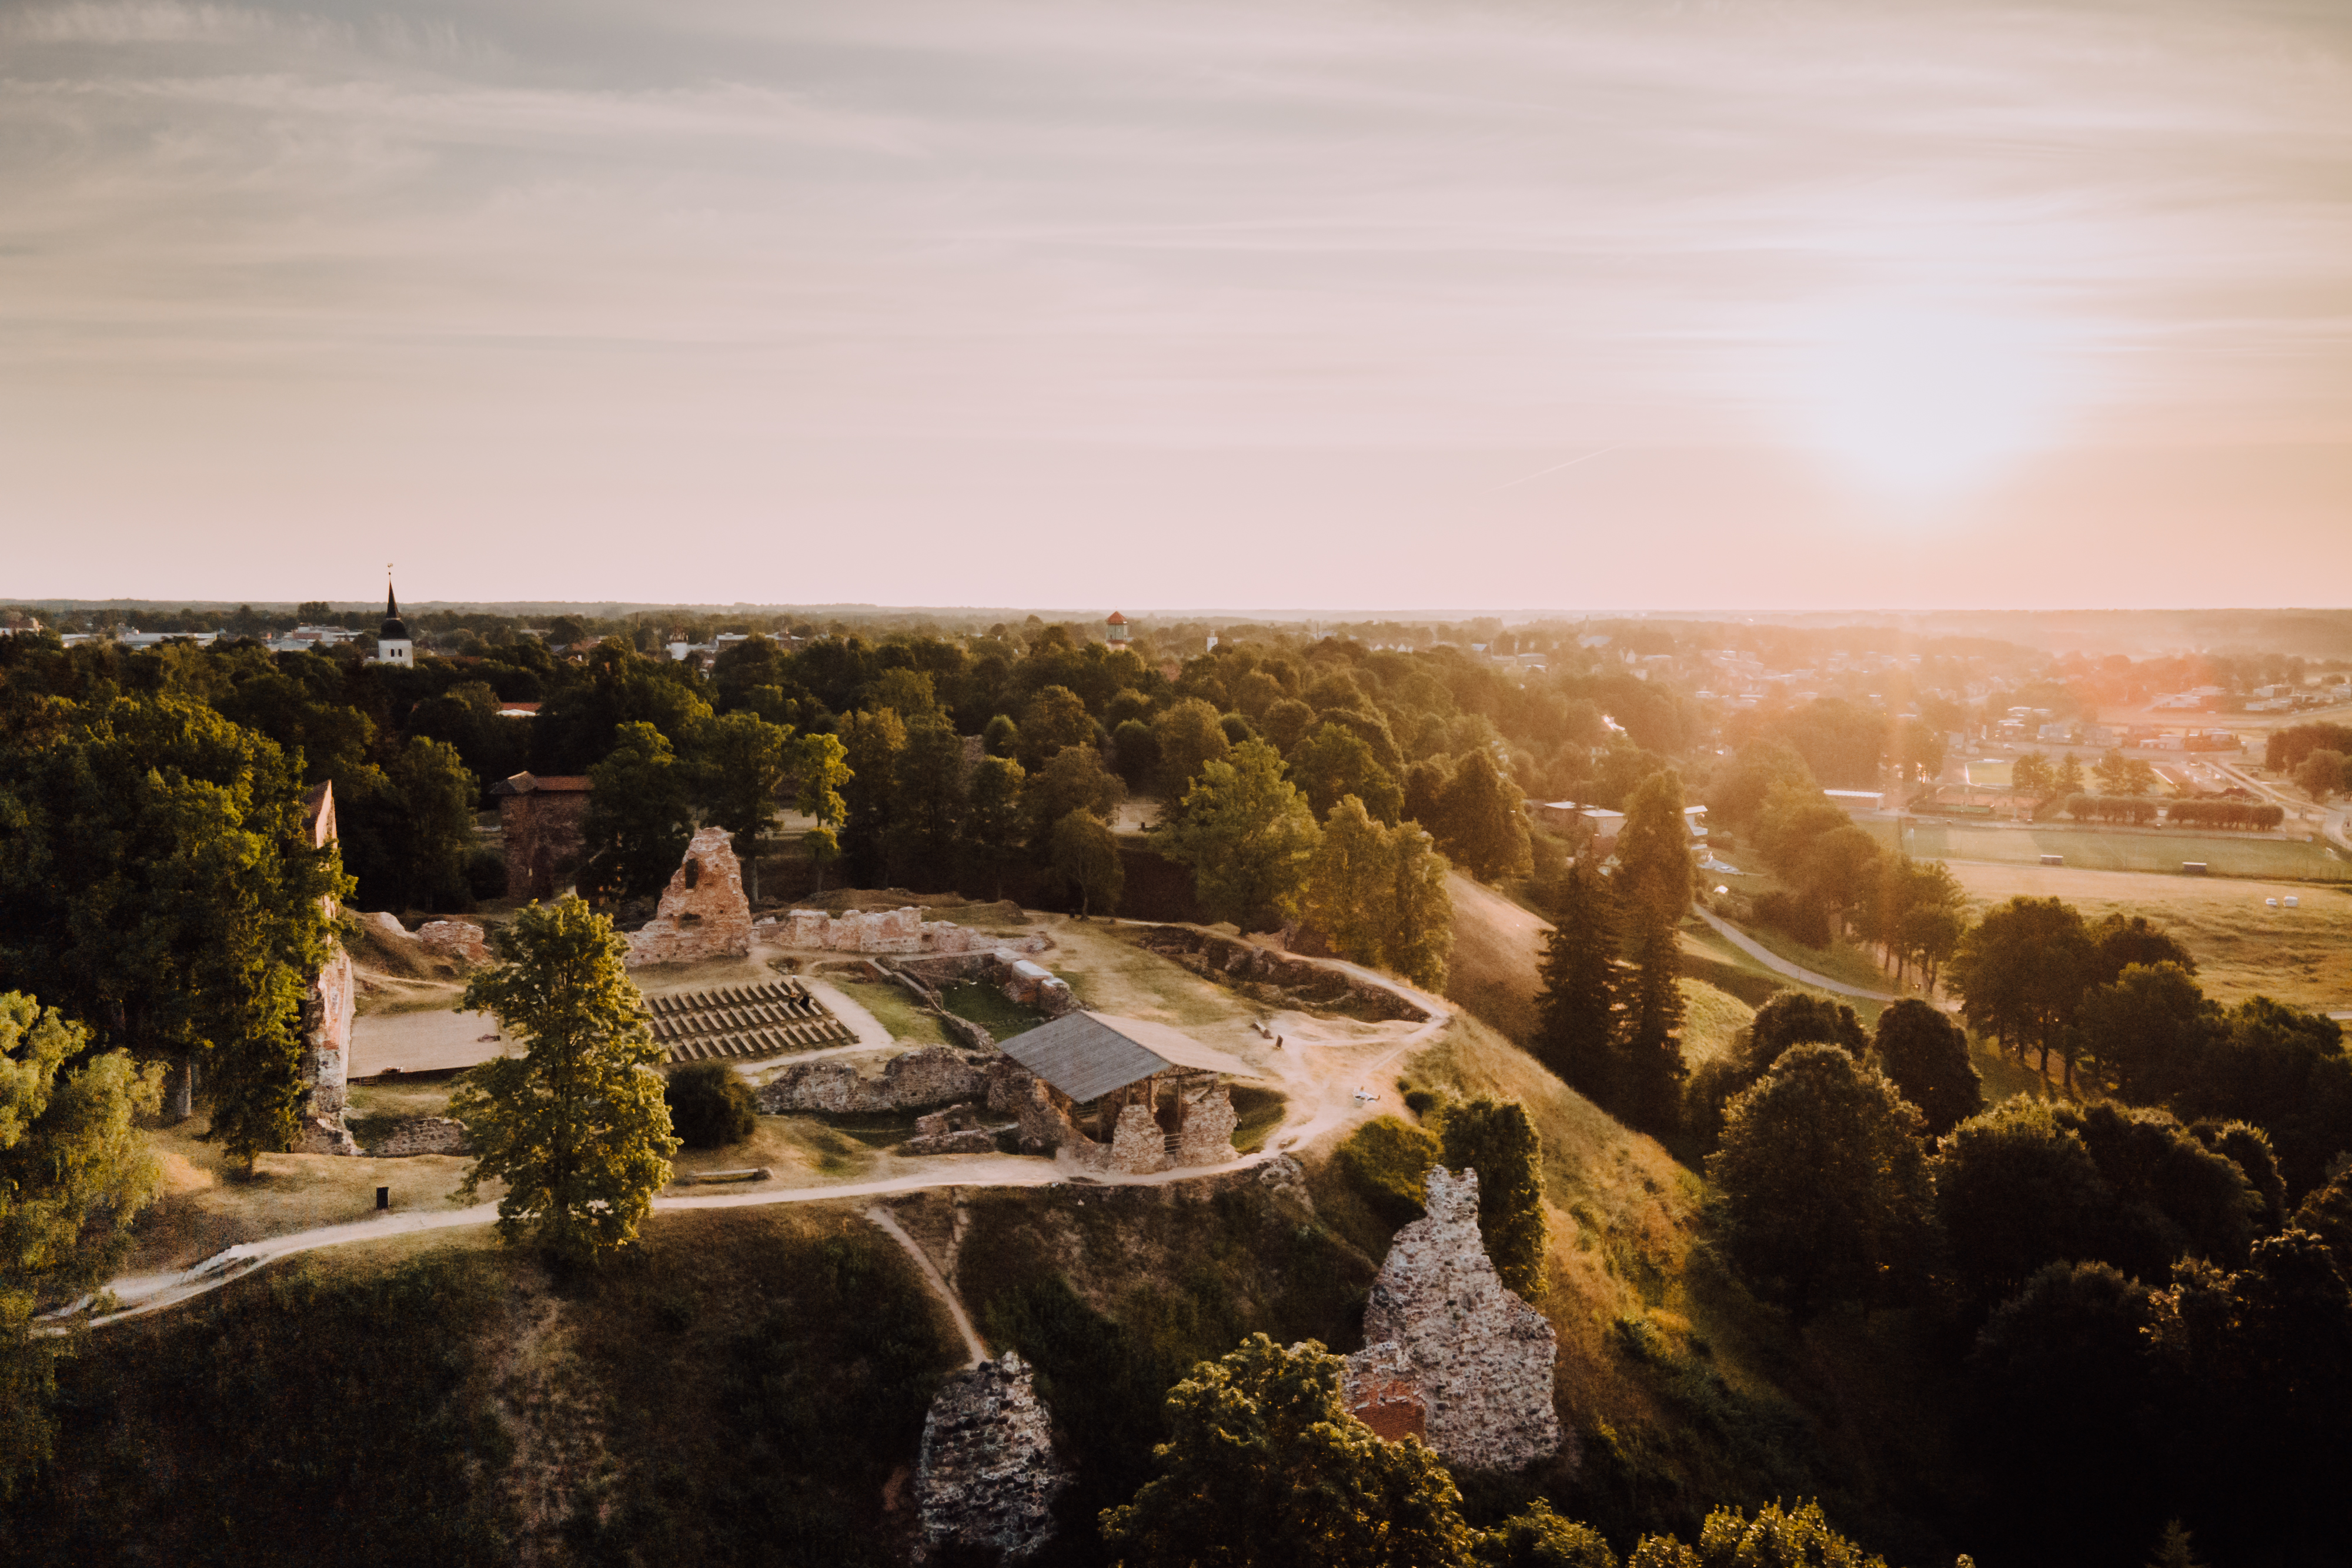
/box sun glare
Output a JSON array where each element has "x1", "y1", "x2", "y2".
[{"x1": 1792, "y1": 303, "x2": 2073, "y2": 499}]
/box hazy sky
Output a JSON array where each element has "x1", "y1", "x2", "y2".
[{"x1": 4, "y1": 0, "x2": 2348, "y2": 611}]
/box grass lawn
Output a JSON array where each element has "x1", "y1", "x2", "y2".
[
  {"x1": 1681, "y1": 979, "x2": 1756, "y2": 1066},
  {"x1": 828, "y1": 978, "x2": 949, "y2": 1045},
  {"x1": 938, "y1": 979, "x2": 1046, "y2": 1040},
  {"x1": 1863, "y1": 818, "x2": 2351, "y2": 881},
  {"x1": 1229, "y1": 1084, "x2": 1289, "y2": 1152}
]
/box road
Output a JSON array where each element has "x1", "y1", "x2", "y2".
[{"x1": 65, "y1": 950, "x2": 1451, "y2": 1335}]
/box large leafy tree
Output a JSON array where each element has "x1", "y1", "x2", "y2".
[
  {"x1": 1947, "y1": 895, "x2": 2096, "y2": 1082},
  {"x1": 1438, "y1": 1098, "x2": 1548, "y2": 1299},
  {"x1": 582, "y1": 720, "x2": 694, "y2": 902},
  {"x1": 1025, "y1": 743, "x2": 1127, "y2": 848},
  {"x1": 1305, "y1": 795, "x2": 1395, "y2": 967},
  {"x1": 1292, "y1": 723, "x2": 1403, "y2": 825},
  {"x1": 836, "y1": 708, "x2": 907, "y2": 887},
  {"x1": 450, "y1": 900, "x2": 679, "y2": 1266},
  {"x1": 885, "y1": 714, "x2": 967, "y2": 891},
  {"x1": 961, "y1": 754, "x2": 1026, "y2": 900},
  {"x1": 1708, "y1": 1044, "x2": 1935, "y2": 1318},
  {"x1": 1868, "y1": 999, "x2": 1983, "y2": 1138},
  {"x1": 694, "y1": 708, "x2": 797, "y2": 904},
  {"x1": 1933, "y1": 1098, "x2": 2114, "y2": 1314},
  {"x1": 1050, "y1": 807, "x2": 1124, "y2": 917},
  {"x1": 793, "y1": 730, "x2": 851, "y2": 894},
  {"x1": 1630, "y1": 1500, "x2": 1891, "y2": 1568},
  {"x1": 1432, "y1": 751, "x2": 1530, "y2": 882},
  {"x1": 1153, "y1": 740, "x2": 1321, "y2": 931},
  {"x1": 1151, "y1": 697, "x2": 1232, "y2": 801},
  {"x1": 1, "y1": 995, "x2": 166, "y2": 1496},
  {"x1": 1099, "y1": 1333, "x2": 1475, "y2": 1568},
  {"x1": 1382, "y1": 821, "x2": 1455, "y2": 992},
  {"x1": 1017, "y1": 684, "x2": 1095, "y2": 770},
  {"x1": 0, "y1": 696, "x2": 346, "y2": 1152}
]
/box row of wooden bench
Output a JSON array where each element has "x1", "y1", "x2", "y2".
[
  {"x1": 664, "y1": 1019, "x2": 857, "y2": 1062},
  {"x1": 645, "y1": 979, "x2": 813, "y2": 1015}
]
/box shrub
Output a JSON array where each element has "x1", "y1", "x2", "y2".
[
  {"x1": 666, "y1": 1061, "x2": 757, "y2": 1149},
  {"x1": 1335, "y1": 1114, "x2": 1444, "y2": 1228}
]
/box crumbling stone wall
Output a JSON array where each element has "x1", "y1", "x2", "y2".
[
  {"x1": 1174, "y1": 1081, "x2": 1240, "y2": 1167},
  {"x1": 756, "y1": 1045, "x2": 989, "y2": 1114},
  {"x1": 626, "y1": 828, "x2": 753, "y2": 967},
  {"x1": 1104, "y1": 1102, "x2": 1171, "y2": 1175},
  {"x1": 369, "y1": 1116, "x2": 471, "y2": 1156},
  {"x1": 1342, "y1": 1340, "x2": 1428, "y2": 1443},
  {"x1": 295, "y1": 780, "x2": 358, "y2": 1155},
  {"x1": 1343, "y1": 1167, "x2": 1562, "y2": 1472},
  {"x1": 776, "y1": 908, "x2": 1051, "y2": 959},
  {"x1": 915, "y1": 1351, "x2": 1069, "y2": 1563},
  {"x1": 1134, "y1": 925, "x2": 1429, "y2": 1022},
  {"x1": 416, "y1": 920, "x2": 489, "y2": 964},
  {"x1": 493, "y1": 774, "x2": 592, "y2": 900}
]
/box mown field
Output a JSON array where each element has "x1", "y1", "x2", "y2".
[{"x1": 1860, "y1": 818, "x2": 2352, "y2": 881}]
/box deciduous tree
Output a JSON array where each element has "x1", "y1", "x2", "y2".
[
  {"x1": 450, "y1": 900, "x2": 679, "y2": 1266},
  {"x1": 695, "y1": 708, "x2": 797, "y2": 904},
  {"x1": 582, "y1": 720, "x2": 693, "y2": 901},
  {"x1": 1152, "y1": 741, "x2": 1320, "y2": 931},
  {"x1": 961, "y1": 754, "x2": 1026, "y2": 900},
  {"x1": 1151, "y1": 697, "x2": 1232, "y2": 802},
  {"x1": 1292, "y1": 723, "x2": 1404, "y2": 825},
  {"x1": 1050, "y1": 808, "x2": 1124, "y2": 917},
  {"x1": 1869, "y1": 999, "x2": 1983, "y2": 1138}
]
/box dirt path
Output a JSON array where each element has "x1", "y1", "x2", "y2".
[
  {"x1": 867, "y1": 1204, "x2": 987, "y2": 1366},
  {"x1": 1692, "y1": 907, "x2": 1903, "y2": 1002}
]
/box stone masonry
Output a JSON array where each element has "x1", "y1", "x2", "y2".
[
  {"x1": 756, "y1": 1046, "x2": 990, "y2": 1115},
  {"x1": 416, "y1": 920, "x2": 490, "y2": 964},
  {"x1": 491, "y1": 771, "x2": 592, "y2": 901},
  {"x1": 776, "y1": 907, "x2": 1052, "y2": 959},
  {"x1": 295, "y1": 781, "x2": 358, "y2": 1156},
  {"x1": 1343, "y1": 1167, "x2": 1562, "y2": 1472},
  {"x1": 625, "y1": 827, "x2": 753, "y2": 967},
  {"x1": 914, "y1": 1350, "x2": 1070, "y2": 1563},
  {"x1": 368, "y1": 1116, "x2": 472, "y2": 1156}
]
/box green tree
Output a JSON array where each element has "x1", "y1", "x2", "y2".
[
  {"x1": 1438, "y1": 1098, "x2": 1548, "y2": 1298},
  {"x1": 2054, "y1": 751, "x2": 2086, "y2": 797},
  {"x1": 582, "y1": 720, "x2": 693, "y2": 901},
  {"x1": 2296, "y1": 748, "x2": 2345, "y2": 801},
  {"x1": 793, "y1": 730, "x2": 851, "y2": 894},
  {"x1": 1934, "y1": 1099, "x2": 2113, "y2": 1313},
  {"x1": 1629, "y1": 1500, "x2": 1890, "y2": 1568},
  {"x1": 2078, "y1": 962, "x2": 2214, "y2": 1102},
  {"x1": 1292, "y1": 723, "x2": 1404, "y2": 825},
  {"x1": 1616, "y1": 773, "x2": 1692, "y2": 1129},
  {"x1": 694, "y1": 708, "x2": 797, "y2": 904},
  {"x1": 1798, "y1": 823, "x2": 1881, "y2": 938},
  {"x1": 1305, "y1": 795, "x2": 1395, "y2": 967},
  {"x1": 1947, "y1": 895, "x2": 2095, "y2": 1081},
  {"x1": 0, "y1": 696, "x2": 347, "y2": 1148},
  {"x1": 961, "y1": 754, "x2": 1027, "y2": 900},
  {"x1": 1, "y1": 995, "x2": 166, "y2": 1496},
  {"x1": 1018, "y1": 684, "x2": 1094, "y2": 770},
  {"x1": 981, "y1": 712, "x2": 1020, "y2": 759},
  {"x1": 1535, "y1": 862, "x2": 1623, "y2": 1108},
  {"x1": 1474, "y1": 1502, "x2": 1618, "y2": 1568},
  {"x1": 1152, "y1": 740, "x2": 1321, "y2": 930},
  {"x1": 837, "y1": 708, "x2": 907, "y2": 886},
  {"x1": 2010, "y1": 751, "x2": 2053, "y2": 798},
  {"x1": 1050, "y1": 808, "x2": 1124, "y2": 917},
  {"x1": 663, "y1": 1060, "x2": 756, "y2": 1149},
  {"x1": 1152, "y1": 697, "x2": 1232, "y2": 801},
  {"x1": 1099, "y1": 1333, "x2": 1475, "y2": 1568},
  {"x1": 1708, "y1": 1044, "x2": 1935, "y2": 1318},
  {"x1": 886, "y1": 714, "x2": 968, "y2": 891},
  {"x1": 450, "y1": 900, "x2": 679, "y2": 1266},
  {"x1": 2093, "y1": 748, "x2": 2132, "y2": 794},
  {"x1": 1025, "y1": 743, "x2": 1127, "y2": 848},
  {"x1": 1382, "y1": 822, "x2": 1455, "y2": 992},
  {"x1": 1869, "y1": 998, "x2": 1983, "y2": 1138},
  {"x1": 1433, "y1": 752, "x2": 1531, "y2": 882}
]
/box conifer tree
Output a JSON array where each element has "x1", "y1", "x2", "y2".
[{"x1": 1535, "y1": 861, "x2": 1623, "y2": 1106}]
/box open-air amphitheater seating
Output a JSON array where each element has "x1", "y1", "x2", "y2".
[{"x1": 647, "y1": 979, "x2": 857, "y2": 1064}]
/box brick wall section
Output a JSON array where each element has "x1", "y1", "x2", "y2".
[
  {"x1": 1344, "y1": 1167, "x2": 1563, "y2": 1472},
  {"x1": 915, "y1": 1351, "x2": 1070, "y2": 1563},
  {"x1": 369, "y1": 1116, "x2": 472, "y2": 1156},
  {"x1": 625, "y1": 828, "x2": 753, "y2": 967},
  {"x1": 495, "y1": 777, "x2": 592, "y2": 901}
]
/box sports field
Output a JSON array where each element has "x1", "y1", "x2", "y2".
[
  {"x1": 1937, "y1": 861, "x2": 2352, "y2": 1012},
  {"x1": 1865, "y1": 818, "x2": 2351, "y2": 882}
]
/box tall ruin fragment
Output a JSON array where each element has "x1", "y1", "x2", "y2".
[
  {"x1": 1342, "y1": 1166, "x2": 1563, "y2": 1471},
  {"x1": 295, "y1": 781, "x2": 358, "y2": 1155},
  {"x1": 624, "y1": 826, "x2": 753, "y2": 966},
  {"x1": 914, "y1": 1351, "x2": 1069, "y2": 1563}
]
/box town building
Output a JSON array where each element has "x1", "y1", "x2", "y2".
[
  {"x1": 1105, "y1": 611, "x2": 1131, "y2": 644},
  {"x1": 368, "y1": 584, "x2": 413, "y2": 667},
  {"x1": 490, "y1": 770, "x2": 593, "y2": 898}
]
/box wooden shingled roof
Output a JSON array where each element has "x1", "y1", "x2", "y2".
[{"x1": 995, "y1": 1011, "x2": 1253, "y2": 1102}]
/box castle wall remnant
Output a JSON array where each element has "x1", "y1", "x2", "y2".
[
  {"x1": 368, "y1": 1116, "x2": 472, "y2": 1156},
  {"x1": 914, "y1": 1351, "x2": 1069, "y2": 1564},
  {"x1": 625, "y1": 828, "x2": 753, "y2": 967},
  {"x1": 416, "y1": 920, "x2": 489, "y2": 965},
  {"x1": 1133, "y1": 925, "x2": 1428, "y2": 1022},
  {"x1": 756, "y1": 1045, "x2": 991, "y2": 1115},
  {"x1": 775, "y1": 907, "x2": 1053, "y2": 963},
  {"x1": 1342, "y1": 1166, "x2": 1562, "y2": 1472},
  {"x1": 296, "y1": 781, "x2": 357, "y2": 1156},
  {"x1": 490, "y1": 771, "x2": 593, "y2": 901}
]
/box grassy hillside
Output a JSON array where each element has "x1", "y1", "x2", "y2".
[{"x1": 6, "y1": 1208, "x2": 967, "y2": 1568}]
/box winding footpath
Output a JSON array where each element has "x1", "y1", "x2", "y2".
[
  {"x1": 67, "y1": 958, "x2": 1452, "y2": 1336},
  {"x1": 1690, "y1": 906, "x2": 1905, "y2": 1002}
]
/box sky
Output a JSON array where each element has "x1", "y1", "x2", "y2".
[{"x1": 2, "y1": 0, "x2": 2348, "y2": 612}]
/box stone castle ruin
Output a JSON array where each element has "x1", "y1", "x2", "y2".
[
  {"x1": 989, "y1": 1011, "x2": 1247, "y2": 1174},
  {"x1": 624, "y1": 827, "x2": 754, "y2": 967},
  {"x1": 489, "y1": 771, "x2": 592, "y2": 901},
  {"x1": 1342, "y1": 1166, "x2": 1563, "y2": 1471},
  {"x1": 295, "y1": 781, "x2": 358, "y2": 1156},
  {"x1": 913, "y1": 1351, "x2": 1069, "y2": 1563}
]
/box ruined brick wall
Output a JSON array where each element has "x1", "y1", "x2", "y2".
[
  {"x1": 1343, "y1": 1167, "x2": 1563, "y2": 1472},
  {"x1": 756, "y1": 1045, "x2": 989, "y2": 1114},
  {"x1": 625, "y1": 827, "x2": 753, "y2": 967},
  {"x1": 416, "y1": 920, "x2": 489, "y2": 964},
  {"x1": 499, "y1": 787, "x2": 592, "y2": 901},
  {"x1": 1341, "y1": 1340, "x2": 1428, "y2": 1443},
  {"x1": 915, "y1": 1351, "x2": 1069, "y2": 1563},
  {"x1": 776, "y1": 909, "x2": 1050, "y2": 959}
]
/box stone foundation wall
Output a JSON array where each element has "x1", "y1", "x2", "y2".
[
  {"x1": 1174, "y1": 1082, "x2": 1240, "y2": 1167},
  {"x1": 903, "y1": 1128, "x2": 1000, "y2": 1156},
  {"x1": 369, "y1": 1116, "x2": 472, "y2": 1157},
  {"x1": 626, "y1": 828, "x2": 754, "y2": 967},
  {"x1": 756, "y1": 1045, "x2": 990, "y2": 1115},
  {"x1": 1134, "y1": 925, "x2": 1429, "y2": 1022},
  {"x1": 776, "y1": 908, "x2": 1051, "y2": 959},
  {"x1": 1344, "y1": 1166, "x2": 1562, "y2": 1472},
  {"x1": 416, "y1": 920, "x2": 489, "y2": 964},
  {"x1": 915, "y1": 1351, "x2": 1069, "y2": 1564}
]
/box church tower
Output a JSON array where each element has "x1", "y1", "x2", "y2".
[{"x1": 370, "y1": 580, "x2": 413, "y2": 667}]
